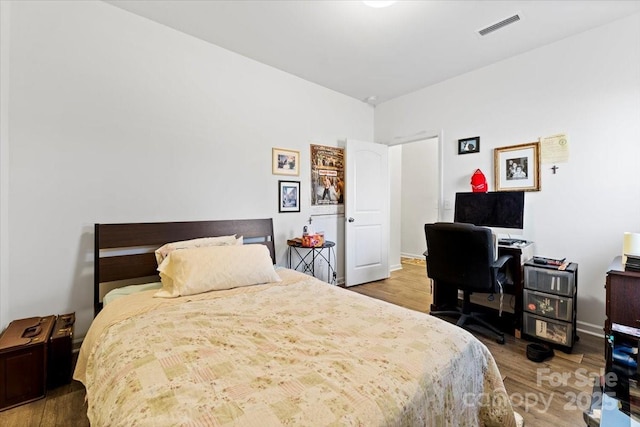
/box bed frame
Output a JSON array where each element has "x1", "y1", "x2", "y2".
[{"x1": 94, "y1": 218, "x2": 275, "y2": 316}]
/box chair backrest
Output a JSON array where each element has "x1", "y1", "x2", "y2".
[{"x1": 424, "y1": 222, "x2": 495, "y2": 292}]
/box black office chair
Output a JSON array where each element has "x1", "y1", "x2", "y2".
[{"x1": 424, "y1": 222, "x2": 513, "y2": 344}]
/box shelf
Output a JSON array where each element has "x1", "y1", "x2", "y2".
[
  {"x1": 602, "y1": 257, "x2": 640, "y2": 424},
  {"x1": 522, "y1": 262, "x2": 577, "y2": 352},
  {"x1": 612, "y1": 323, "x2": 640, "y2": 338}
]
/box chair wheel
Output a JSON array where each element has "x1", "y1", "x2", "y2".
[{"x1": 496, "y1": 336, "x2": 505, "y2": 345}]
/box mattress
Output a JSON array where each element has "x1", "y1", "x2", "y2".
[{"x1": 75, "y1": 268, "x2": 518, "y2": 426}]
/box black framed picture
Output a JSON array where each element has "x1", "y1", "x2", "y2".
[
  {"x1": 458, "y1": 136, "x2": 480, "y2": 154},
  {"x1": 279, "y1": 180, "x2": 300, "y2": 212}
]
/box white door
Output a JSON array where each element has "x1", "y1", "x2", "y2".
[{"x1": 345, "y1": 139, "x2": 389, "y2": 287}]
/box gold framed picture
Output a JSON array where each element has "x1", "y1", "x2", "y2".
[
  {"x1": 272, "y1": 148, "x2": 300, "y2": 176},
  {"x1": 494, "y1": 142, "x2": 540, "y2": 191}
]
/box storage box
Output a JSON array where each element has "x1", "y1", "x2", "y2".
[
  {"x1": 302, "y1": 233, "x2": 324, "y2": 248},
  {"x1": 524, "y1": 263, "x2": 577, "y2": 296},
  {"x1": 48, "y1": 313, "x2": 75, "y2": 389},
  {"x1": 523, "y1": 289, "x2": 573, "y2": 321},
  {"x1": 523, "y1": 313, "x2": 573, "y2": 346},
  {"x1": 0, "y1": 316, "x2": 55, "y2": 411}
]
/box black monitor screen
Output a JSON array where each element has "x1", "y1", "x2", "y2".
[{"x1": 454, "y1": 191, "x2": 525, "y2": 229}]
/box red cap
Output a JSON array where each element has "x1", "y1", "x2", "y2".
[{"x1": 471, "y1": 169, "x2": 488, "y2": 193}]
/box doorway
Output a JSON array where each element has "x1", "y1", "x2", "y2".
[{"x1": 389, "y1": 136, "x2": 440, "y2": 270}]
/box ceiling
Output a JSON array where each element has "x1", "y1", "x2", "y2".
[{"x1": 105, "y1": 0, "x2": 640, "y2": 105}]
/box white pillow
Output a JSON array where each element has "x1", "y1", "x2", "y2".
[
  {"x1": 154, "y1": 235, "x2": 242, "y2": 266},
  {"x1": 155, "y1": 244, "x2": 280, "y2": 298}
]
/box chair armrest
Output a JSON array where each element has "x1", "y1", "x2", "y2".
[
  {"x1": 492, "y1": 255, "x2": 514, "y2": 288},
  {"x1": 493, "y1": 254, "x2": 512, "y2": 269}
]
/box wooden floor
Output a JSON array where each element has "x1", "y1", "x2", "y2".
[
  {"x1": 0, "y1": 378, "x2": 89, "y2": 426},
  {"x1": 0, "y1": 260, "x2": 603, "y2": 426}
]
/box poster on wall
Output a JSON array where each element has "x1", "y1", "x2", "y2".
[
  {"x1": 310, "y1": 144, "x2": 344, "y2": 214},
  {"x1": 539, "y1": 133, "x2": 569, "y2": 164}
]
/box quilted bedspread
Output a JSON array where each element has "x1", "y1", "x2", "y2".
[{"x1": 75, "y1": 268, "x2": 518, "y2": 426}]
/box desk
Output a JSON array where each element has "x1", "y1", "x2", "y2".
[
  {"x1": 288, "y1": 241, "x2": 336, "y2": 284},
  {"x1": 428, "y1": 242, "x2": 534, "y2": 333}
]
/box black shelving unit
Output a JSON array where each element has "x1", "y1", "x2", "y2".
[{"x1": 522, "y1": 261, "x2": 578, "y2": 353}]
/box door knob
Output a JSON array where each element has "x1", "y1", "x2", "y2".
[{"x1": 348, "y1": 217, "x2": 355, "y2": 223}]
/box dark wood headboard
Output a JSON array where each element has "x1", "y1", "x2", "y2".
[{"x1": 94, "y1": 218, "x2": 275, "y2": 316}]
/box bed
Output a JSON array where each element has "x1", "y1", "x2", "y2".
[{"x1": 75, "y1": 218, "x2": 521, "y2": 426}]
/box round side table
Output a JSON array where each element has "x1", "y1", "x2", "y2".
[{"x1": 287, "y1": 240, "x2": 336, "y2": 284}]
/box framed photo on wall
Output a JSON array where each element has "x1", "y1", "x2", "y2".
[
  {"x1": 458, "y1": 136, "x2": 480, "y2": 154},
  {"x1": 494, "y1": 142, "x2": 540, "y2": 191},
  {"x1": 272, "y1": 148, "x2": 300, "y2": 176},
  {"x1": 278, "y1": 180, "x2": 300, "y2": 212}
]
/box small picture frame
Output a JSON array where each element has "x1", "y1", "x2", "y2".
[
  {"x1": 458, "y1": 136, "x2": 480, "y2": 154},
  {"x1": 279, "y1": 180, "x2": 300, "y2": 212},
  {"x1": 494, "y1": 142, "x2": 541, "y2": 191},
  {"x1": 272, "y1": 148, "x2": 300, "y2": 176}
]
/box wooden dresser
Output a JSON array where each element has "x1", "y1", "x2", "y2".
[
  {"x1": 585, "y1": 257, "x2": 640, "y2": 425},
  {"x1": 602, "y1": 256, "x2": 640, "y2": 421},
  {"x1": 605, "y1": 256, "x2": 640, "y2": 370}
]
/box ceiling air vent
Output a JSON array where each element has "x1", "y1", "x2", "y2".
[{"x1": 478, "y1": 14, "x2": 521, "y2": 36}]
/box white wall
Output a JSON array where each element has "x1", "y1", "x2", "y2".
[
  {"x1": 0, "y1": 2, "x2": 10, "y2": 340},
  {"x1": 400, "y1": 137, "x2": 439, "y2": 259},
  {"x1": 389, "y1": 145, "x2": 402, "y2": 271},
  {"x1": 389, "y1": 137, "x2": 439, "y2": 268},
  {"x1": 0, "y1": 1, "x2": 373, "y2": 337},
  {"x1": 376, "y1": 13, "x2": 640, "y2": 335}
]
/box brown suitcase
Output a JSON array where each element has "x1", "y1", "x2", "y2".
[
  {"x1": 0, "y1": 315, "x2": 55, "y2": 411},
  {"x1": 48, "y1": 313, "x2": 75, "y2": 389}
]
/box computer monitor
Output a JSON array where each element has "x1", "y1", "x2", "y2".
[{"x1": 453, "y1": 191, "x2": 525, "y2": 232}]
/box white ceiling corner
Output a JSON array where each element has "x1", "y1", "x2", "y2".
[{"x1": 103, "y1": 0, "x2": 640, "y2": 104}]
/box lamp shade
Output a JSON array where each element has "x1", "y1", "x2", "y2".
[{"x1": 622, "y1": 232, "x2": 640, "y2": 264}]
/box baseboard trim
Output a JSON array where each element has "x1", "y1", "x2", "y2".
[
  {"x1": 576, "y1": 320, "x2": 604, "y2": 338},
  {"x1": 400, "y1": 252, "x2": 424, "y2": 260},
  {"x1": 390, "y1": 263, "x2": 402, "y2": 272}
]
